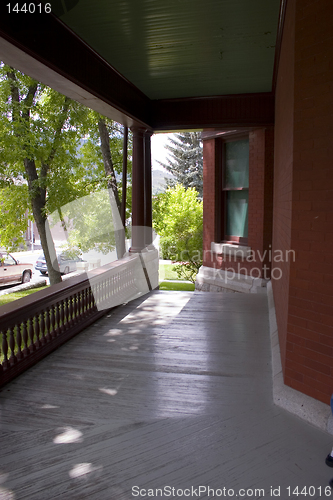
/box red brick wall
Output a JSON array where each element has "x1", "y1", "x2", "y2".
[
  {"x1": 272, "y1": 0, "x2": 295, "y2": 375},
  {"x1": 248, "y1": 130, "x2": 266, "y2": 256},
  {"x1": 283, "y1": 0, "x2": 333, "y2": 403},
  {"x1": 263, "y1": 129, "x2": 275, "y2": 261},
  {"x1": 248, "y1": 128, "x2": 274, "y2": 274}
]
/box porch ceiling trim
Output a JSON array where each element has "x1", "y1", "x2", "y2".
[{"x1": 152, "y1": 93, "x2": 274, "y2": 131}]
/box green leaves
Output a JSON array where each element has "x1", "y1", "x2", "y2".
[
  {"x1": 0, "y1": 63, "x2": 131, "y2": 259},
  {"x1": 153, "y1": 184, "x2": 203, "y2": 282},
  {"x1": 0, "y1": 184, "x2": 32, "y2": 250}
]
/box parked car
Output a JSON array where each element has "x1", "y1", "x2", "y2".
[
  {"x1": 0, "y1": 252, "x2": 33, "y2": 285},
  {"x1": 35, "y1": 252, "x2": 84, "y2": 275}
]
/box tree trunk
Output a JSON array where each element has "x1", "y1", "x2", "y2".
[
  {"x1": 98, "y1": 118, "x2": 125, "y2": 259},
  {"x1": 6, "y1": 71, "x2": 62, "y2": 285},
  {"x1": 24, "y1": 158, "x2": 62, "y2": 285}
]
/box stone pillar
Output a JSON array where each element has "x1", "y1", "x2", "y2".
[
  {"x1": 130, "y1": 127, "x2": 146, "y2": 252},
  {"x1": 144, "y1": 130, "x2": 153, "y2": 247}
]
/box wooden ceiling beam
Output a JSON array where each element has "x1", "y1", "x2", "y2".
[{"x1": 151, "y1": 93, "x2": 275, "y2": 131}]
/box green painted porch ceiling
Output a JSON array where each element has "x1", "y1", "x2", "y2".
[{"x1": 58, "y1": 0, "x2": 281, "y2": 100}]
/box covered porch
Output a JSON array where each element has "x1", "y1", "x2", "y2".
[
  {"x1": 0, "y1": 1, "x2": 333, "y2": 496},
  {"x1": 0, "y1": 291, "x2": 331, "y2": 499}
]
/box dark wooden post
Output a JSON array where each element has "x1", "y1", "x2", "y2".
[
  {"x1": 144, "y1": 130, "x2": 153, "y2": 247},
  {"x1": 130, "y1": 127, "x2": 146, "y2": 252}
]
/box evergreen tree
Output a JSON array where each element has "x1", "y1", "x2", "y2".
[{"x1": 158, "y1": 132, "x2": 203, "y2": 198}]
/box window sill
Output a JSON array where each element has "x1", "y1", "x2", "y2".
[{"x1": 211, "y1": 242, "x2": 251, "y2": 259}]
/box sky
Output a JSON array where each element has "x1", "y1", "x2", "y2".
[{"x1": 151, "y1": 133, "x2": 174, "y2": 170}]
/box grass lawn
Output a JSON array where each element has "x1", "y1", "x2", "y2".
[
  {"x1": 0, "y1": 286, "x2": 48, "y2": 306},
  {"x1": 159, "y1": 281, "x2": 195, "y2": 291},
  {"x1": 159, "y1": 262, "x2": 180, "y2": 280}
]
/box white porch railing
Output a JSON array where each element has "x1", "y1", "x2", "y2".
[{"x1": 0, "y1": 249, "x2": 159, "y2": 387}]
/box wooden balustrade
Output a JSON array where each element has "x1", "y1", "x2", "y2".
[{"x1": 0, "y1": 254, "x2": 144, "y2": 387}]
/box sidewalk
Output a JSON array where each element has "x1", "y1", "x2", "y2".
[{"x1": 0, "y1": 278, "x2": 47, "y2": 297}]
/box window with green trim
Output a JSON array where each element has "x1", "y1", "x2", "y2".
[{"x1": 223, "y1": 138, "x2": 249, "y2": 244}]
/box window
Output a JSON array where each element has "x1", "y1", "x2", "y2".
[
  {"x1": 222, "y1": 138, "x2": 249, "y2": 244},
  {"x1": 3, "y1": 254, "x2": 16, "y2": 266}
]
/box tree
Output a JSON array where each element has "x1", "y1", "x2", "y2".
[
  {"x1": 0, "y1": 65, "x2": 87, "y2": 284},
  {"x1": 153, "y1": 184, "x2": 203, "y2": 283},
  {"x1": 158, "y1": 132, "x2": 203, "y2": 198},
  {"x1": 0, "y1": 64, "x2": 131, "y2": 284},
  {"x1": 77, "y1": 113, "x2": 132, "y2": 258}
]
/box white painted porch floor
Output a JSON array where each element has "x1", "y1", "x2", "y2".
[{"x1": 0, "y1": 291, "x2": 332, "y2": 500}]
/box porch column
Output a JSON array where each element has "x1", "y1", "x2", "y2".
[
  {"x1": 144, "y1": 130, "x2": 153, "y2": 247},
  {"x1": 130, "y1": 126, "x2": 146, "y2": 252}
]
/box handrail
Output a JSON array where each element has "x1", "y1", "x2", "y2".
[{"x1": 0, "y1": 253, "x2": 147, "y2": 387}]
